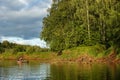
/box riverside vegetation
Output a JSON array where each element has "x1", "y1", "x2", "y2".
[
  {"x1": 40, "y1": 0, "x2": 120, "y2": 63},
  {"x1": 0, "y1": 0, "x2": 120, "y2": 64},
  {"x1": 0, "y1": 41, "x2": 120, "y2": 64}
]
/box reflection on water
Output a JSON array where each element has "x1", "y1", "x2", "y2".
[
  {"x1": 0, "y1": 60, "x2": 120, "y2": 80},
  {"x1": 0, "y1": 60, "x2": 50, "y2": 80},
  {"x1": 50, "y1": 63, "x2": 120, "y2": 80}
]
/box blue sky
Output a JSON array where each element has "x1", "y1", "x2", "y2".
[{"x1": 0, "y1": 0, "x2": 52, "y2": 47}]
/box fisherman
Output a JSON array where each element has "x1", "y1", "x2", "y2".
[
  {"x1": 17, "y1": 56, "x2": 29, "y2": 64},
  {"x1": 18, "y1": 56, "x2": 23, "y2": 61}
]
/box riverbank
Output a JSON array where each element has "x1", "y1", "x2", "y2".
[
  {"x1": 51, "y1": 45, "x2": 120, "y2": 64},
  {"x1": 0, "y1": 45, "x2": 120, "y2": 64},
  {"x1": 0, "y1": 52, "x2": 120, "y2": 64}
]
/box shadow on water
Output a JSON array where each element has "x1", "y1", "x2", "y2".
[{"x1": 0, "y1": 60, "x2": 120, "y2": 80}]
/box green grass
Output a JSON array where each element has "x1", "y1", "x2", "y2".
[
  {"x1": 60, "y1": 44, "x2": 106, "y2": 59},
  {"x1": 0, "y1": 45, "x2": 120, "y2": 61},
  {"x1": 0, "y1": 51, "x2": 56, "y2": 60}
]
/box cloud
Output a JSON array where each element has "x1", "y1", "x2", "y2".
[
  {"x1": 0, "y1": 0, "x2": 52, "y2": 38},
  {"x1": 0, "y1": 36, "x2": 47, "y2": 48},
  {"x1": 0, "y1": 0, "x2": 26, "y2": 11},
  {"x1": 18, "y1": 0, "x2": 28, "y2": 6},
  {"x1": 0, "y1": 0, "x2": 52, "y2": 47}
]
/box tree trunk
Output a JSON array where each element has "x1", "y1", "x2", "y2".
[{"x1": 86, "y1": 0, "x2": 91, "y2": 41}]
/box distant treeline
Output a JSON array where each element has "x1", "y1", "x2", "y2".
[
  {"x1": 0, "y1": 40, "x2": 49, "y2": 54},
  {"x1": 41, "y1": 0, "x2": 120, "y2": 51}
]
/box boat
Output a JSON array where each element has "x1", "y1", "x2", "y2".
[{"x1": 17, "y1": 57, "x2": 29, "y2": 64}]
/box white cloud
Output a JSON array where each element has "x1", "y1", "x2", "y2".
[
  {"x1": 0, "y1": 0, "x2": 52, "y2": 48},
  {"x1": 0, "y1": 0, "x2": 52, "y2": 38},
  {"x1": 18, "y1": 0, "x2": 28, "y2": 6},
  {"x1": 0, "y1": 0, "x2": 52, "y2": 22},
  {"x1": 0, "y1": 36, "x2": 48, "y2": 48},
  {"x1": 1, "y1": 3, "x2": 48, "y2": 21}
]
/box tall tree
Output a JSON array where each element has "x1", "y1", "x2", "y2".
[{"x1": 41, "y1": 0, "x2": 120, "y2": 51}]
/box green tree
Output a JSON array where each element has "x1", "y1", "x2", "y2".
[{"x1": 41, "y1": 0, "x2": 120, "y2": 51}]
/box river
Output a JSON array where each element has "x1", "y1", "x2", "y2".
[{"x1": 0, "y1": 60, "x2": 120, "y2": 80}]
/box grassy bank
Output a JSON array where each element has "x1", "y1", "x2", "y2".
[
  {"x1": 57, "y1": 45, "x2": 120, "y2": 64},
  {"x1": 0, "y1": 45, "x2": 120, "y2": 63},
  {"x1": 0, "y1": 52, "x2": 56, "y2": 60}
]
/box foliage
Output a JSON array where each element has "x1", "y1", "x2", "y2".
[
  {"x1": 0, "y1": 41, "x2": 49, "y2": 54},
  {"x1": 59, "y1": 44, "x2": 106, "y2": 60},
  {"x1": 41, "y1": 0, "x2": 120, "y2": 52}
]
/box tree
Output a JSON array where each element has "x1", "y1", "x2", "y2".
[{"x1": 41, "y1": 0, "x2": 120, "y2": 51}]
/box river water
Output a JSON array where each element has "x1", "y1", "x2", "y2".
[{"x1": 0, "y1": 60, "x2": 120, "y2": 80}]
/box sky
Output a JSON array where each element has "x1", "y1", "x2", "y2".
[{"x1": 0, "y1": 0, "x2": 52, "y2": 48}]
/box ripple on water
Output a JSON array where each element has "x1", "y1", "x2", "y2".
[{"x1": 0, "y1": 62, "x2": 50, "y2": 80}]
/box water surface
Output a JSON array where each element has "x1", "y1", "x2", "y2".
[
  {"x1": 0, "y1": 60, "x2": 50, "y2": 80},
  {"x1": 0, "y1": 60, "x2": 120, "y2": 80}
]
